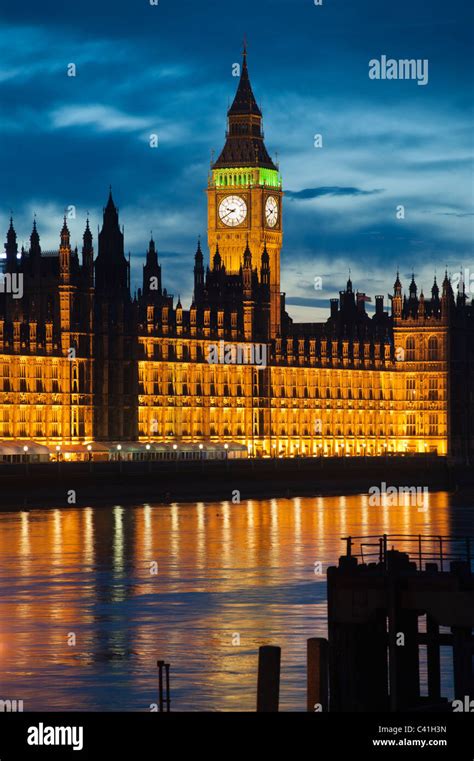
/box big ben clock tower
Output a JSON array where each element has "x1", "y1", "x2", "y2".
[{"x1": 207, "y1": 45, "x2": 283, "y2": 338}]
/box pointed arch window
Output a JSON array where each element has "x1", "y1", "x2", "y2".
[{"x1": 428, "y1": 336, "x2": 439, "y2": 361}]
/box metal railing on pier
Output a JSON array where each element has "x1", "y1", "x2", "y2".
[{"x1": 341, "y1": 533, "x2": 473, "y2": 572}]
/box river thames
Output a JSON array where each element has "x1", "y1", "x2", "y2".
[{"x1": 0, "y1": 493, "x2": 472, "y2": 711}]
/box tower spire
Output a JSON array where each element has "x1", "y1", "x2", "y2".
[
  {"x1": 5, "y1": 215, "x2": 18, "y2": 271},
  {"x1": 213, "y1": 45, "x2": 276, "y2": 170},
  {"x1": 96, "y1": 187, "x2": 128, "y2": 294},
  {"x1": 227, "y1": 42, "x2": 260, "y2": 117}
]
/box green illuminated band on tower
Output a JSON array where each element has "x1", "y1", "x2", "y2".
[{"x1": 212, "y1": 167, "x2": 281, "y2": 188}]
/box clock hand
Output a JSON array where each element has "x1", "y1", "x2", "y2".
[{"x1": 221, "y1": 208, "x2": 236, "y2": 219}]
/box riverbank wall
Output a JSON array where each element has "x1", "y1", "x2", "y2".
[{"x1": 0, "y1": 455, "x2": 471, "y2": 509}]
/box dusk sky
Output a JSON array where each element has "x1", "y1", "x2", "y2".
[{"x1": 1, "y1": 0, "x2": 472, "y2": 321}]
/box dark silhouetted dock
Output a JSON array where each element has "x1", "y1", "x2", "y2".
[{"x1": 326, "y1": 534, "x2": 474, "y2": 712}]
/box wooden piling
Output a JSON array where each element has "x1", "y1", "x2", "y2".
[
  {"x1": 157, "y1": 660, "x2": 164, "y2": 712},
  {"x1": 165, "y1": 663, "x2": 171, "y2": 712},
  {"x1": 256, "y1": 645, "x2": 281, "y2": 712},
  {"x1": 452, "y1": 626, "x2": 473, "y2": 700},
  {"x1": 307, "y1": 637, "x2": 328, "y2": 712},
  {"x1": 426, "y1": 615, "x2": 441, "y2": 700}
]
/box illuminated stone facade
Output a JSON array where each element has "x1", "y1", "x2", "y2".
[{"x1": 1, "y1": 51, "x2": 473, "y2": 460}]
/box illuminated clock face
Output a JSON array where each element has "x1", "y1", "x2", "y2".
[
  {"x1": 265, "y1": 196, "x2": 278, "y2": 228},
  {"x1": 218, "y1": 195, "x2": 247, "y2": 227}
]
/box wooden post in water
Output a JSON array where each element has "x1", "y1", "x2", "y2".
[
  {"x1": 157, "y1": 660, "x2": 171, "y2": 712},
  {"x1": 157, "y1": 660, "x2": 164, "y2": 712},
  {"x1": 256, "y1": 645, "x2": 281, "y2": 712},
  {"x1": 307, "y1": 637, "x2": 328, "y2": 712},
  {"x1": 165, "y1": 662, "x2": 171, "y2": 712},
  {"x1": 452, "y1": 626, "x2": 473, "y2": 700},
  {"x1": 426, "y1": 614, "x2": 441, "y2": 700}
]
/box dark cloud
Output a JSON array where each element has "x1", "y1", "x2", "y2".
[
  {"x1": 0, "y1": 0, "x2": 472, "y2": 308},
  {"x1": 285, "y1": 297, "x2": 333, "y2": 309},
  {"x1": 432, "y1": 212, "x2": 474, "y2": 218},
  {"x1": 285, "y1": 187, "x2": 384, "y2": 200}
]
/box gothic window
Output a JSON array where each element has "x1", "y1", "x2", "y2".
[
  {"x1": 406, "y1": 378, "x2": 416, "y2": 401},
  {"x1": 2, "y1": 363, "x2": 10, "y2": 392},
  {"x1": 20, "y1": 362, "x2": 27, "y2": 393},
  {"x1": 72, "y1": 365, "x2": 78, "y2": 393},
  {"x1": 429, "y1": 378, "x2": 438, "y2": 401},
  {"x1": 36, "y1": 363, "x2": 43, "y2": 392},
  {"x1": 406, "y1": 337, "x2": 415, "y2": 361},
  {"x1": 429, "y1": 414, "x2": 438, "y2": 435},
  {"x1": 428, "y1": 336, "x2": 439, "y2": 361},
  {"x1": 406, "y1": 413, "x2": 416, "y2": 436}
]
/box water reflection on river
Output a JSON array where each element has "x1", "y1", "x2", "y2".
[{"x1": 0, "y1": 492, "x2": 472, "y2": 711}]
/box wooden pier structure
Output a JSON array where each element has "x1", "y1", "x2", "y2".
[{"x1": 326, "y1": 534, "x2": 474, "y2": 712}]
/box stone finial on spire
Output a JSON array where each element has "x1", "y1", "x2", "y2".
[
  {"x1": 60, "y1": 215, "x2": 70, "y2": 248},
  {"x1": 30, "y1": 217, "x2": 40, "y2": 255},
  {"x1": 213, "y1": 242, "x2": 222, "y2": 270},
  {"x1": 243, "y1": 236, "x2": 252, "y2": 266},
  {"x1": 5, "y1": 214, "x2": 18, "y2": 269}
]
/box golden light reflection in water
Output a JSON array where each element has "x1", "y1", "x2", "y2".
[{"x1": 0, "y1": 491, "x2": 461, "y2": 711}]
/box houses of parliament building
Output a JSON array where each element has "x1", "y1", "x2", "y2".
[{"x1": 1, "y1": 50, "x2": 473, "y2": 462}]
